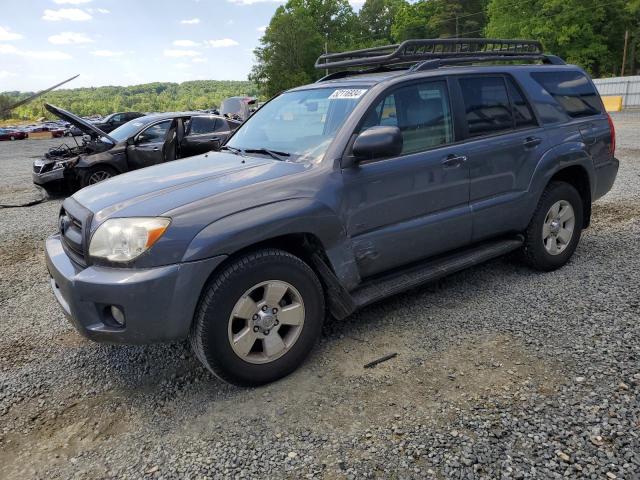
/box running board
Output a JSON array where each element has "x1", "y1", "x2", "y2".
[{"x1": 351, "y1": 236, "x2": 523, "y2": 309}]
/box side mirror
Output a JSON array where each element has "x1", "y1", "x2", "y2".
[{"x1": 352, "y1": 126, "x2": 403, "y2": 162}]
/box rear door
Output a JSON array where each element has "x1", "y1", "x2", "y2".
[
  {"x1": 452, "y1": 74, "x2": 548, "y2": 242},
  {"x1": 180, "y1": 116, "x2": 223, "y2": 157},
  {"x1": 342, "y1": 78, "x2": 472, "y2": 277},
  {"x1": 126, "y1": 119, "x2": 172, "y2": 170}
]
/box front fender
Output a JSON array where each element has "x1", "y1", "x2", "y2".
[
  {"x1": 182, "y1": 198, "x2": 346, "y2": 263},
  {"x1": 76, "y1": 148, "x2": 127, "y2": 173}
]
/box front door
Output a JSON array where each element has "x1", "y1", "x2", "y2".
[
  {"x1": 342, "y1": 79, "x2": 472, "y2": 278},
  {"x1": 126, "y1": 119, "x2": 172, "y2": 170}
]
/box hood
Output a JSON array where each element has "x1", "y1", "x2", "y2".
[
  {"x1": 45, "y1": 103, "x2": 116, "y2": 143},
  {"x1": 73, "y1": 151, "x2": 307, "y2": 221}
]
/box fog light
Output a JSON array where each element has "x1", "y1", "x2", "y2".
[{"x1": 110, "y1": 306, "x2": 125, "y2": 327}]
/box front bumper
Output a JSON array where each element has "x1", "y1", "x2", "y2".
[
  {"x1": 45, "y1": 234, "x2": 226, "y2": 344},
  {"x1": 32, "y1": 166, "x2": 64, "y2": 186}
]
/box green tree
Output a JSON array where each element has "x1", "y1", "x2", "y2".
[
  {"x1": 358, "y1": 0, "x2": 405, "y2": 44},
  {"x1": 486, "y1": 0, "x2": 629, "y2": 76},
  {"x1": 250, "y1": 0, "x2": 357, "y2": 97}
]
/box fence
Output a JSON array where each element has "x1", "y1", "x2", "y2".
[{"x1": 593, "y1": 76, "x2": 640, "y2": 109}]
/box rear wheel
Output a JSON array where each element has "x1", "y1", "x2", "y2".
[
  {"x1": 522, "y1": 181, "x2": 583, "y2": 271},
  {"x1": 190, "y1": 249, "x2": 325, "y2": 386},
  {"x1": 80, "y1": 165, "x2": 117, "y2": 188}
]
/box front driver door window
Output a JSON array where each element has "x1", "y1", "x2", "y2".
[
  {"x1": 342, "y1": 79, "x2": 472, "y2": 277},
  {"x1": 127, "y1": 120, "x2": 171, "y2": 170}
]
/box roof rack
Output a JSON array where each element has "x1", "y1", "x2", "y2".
[{"x1": 315, "y1": 38, "x2": 564, "y2": 71}]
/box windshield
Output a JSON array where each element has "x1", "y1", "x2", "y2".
[
  {"x1": 107, "y1": 118, "x2": 149, "y2": 143},
  {"x1": 227, "y1": 87, "x2": 368, "y2": 163}
]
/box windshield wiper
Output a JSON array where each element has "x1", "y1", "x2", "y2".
[
  {"x1": 243, "y1": 148, "x2": 290, "y2": 162},
  {"x1": 220, "y1": 145, "x2": 244, "y2": 156}
]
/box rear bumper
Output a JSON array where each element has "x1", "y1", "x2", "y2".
[
  {"x1": 45, "y1": 234, "x2": 226, "y2": 344},
  {"x1": 593, "y1": 157, "x2": 619, "y2": 201}
]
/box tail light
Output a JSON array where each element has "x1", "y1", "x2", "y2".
[{"x1": 607, "y1": 113, "x2": 616, "y2": 157}]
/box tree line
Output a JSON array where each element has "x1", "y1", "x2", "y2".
[
  {"x1": 250, "y1": 0, "x2": 640, "y2": 97},
  {"x1": 0, "y1": 80, "x2": 257, "y2": 121}
]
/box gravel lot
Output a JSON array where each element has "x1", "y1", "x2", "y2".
[{"x1": 0, "y1": 120, "x2": 639, "y2": 480}]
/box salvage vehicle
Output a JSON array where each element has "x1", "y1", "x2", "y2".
[
  {"x1": 91, "y1": 111, "x2": 145, "y2": 133},
  {"x1": 45, "y1": 39, "x2": 618, "y2": 386},
  {"x1": 33, "y1": 104, "x2": 241, "y2": 192},
  {"x1": 0, "y1": 128, "x2": 28, "y2": 140},
  {"x1": 220, "y1": 96, "x2": 256, "y2": 121}
]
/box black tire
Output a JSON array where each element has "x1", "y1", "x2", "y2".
[
  {"x1": 190, "y1": 249, "x2": 325, "y2": 386},
  {"x1": 522, "y1": 181, "x2": 583, "y2": 271},
  {"x1": 79, "y1": 165, "x2": 117, "y2": 188}
]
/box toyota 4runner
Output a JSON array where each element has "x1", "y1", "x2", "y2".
[{"x1": 45, "y1": 39, "x2": 619, "y2": 386}]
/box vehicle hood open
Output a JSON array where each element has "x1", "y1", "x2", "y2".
[{"x1": 45, "y1": 103, "x2": 116, "y2": 144}]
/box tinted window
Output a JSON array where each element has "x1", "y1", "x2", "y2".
[
  {"x1": 110, "y1": 114, "x2": 123, "y2": 123},
  {"x1": 531, "y1": 71, "x2": 603, "y2": 118},
  {"x1": 362, "y1": 80, "x2": 453, "y2": 155},
  {"x1": 506, "y1": 78, "x2": 537, "y2": 129},
  {"x1": 460, "y1": 76, "x2": 513, "y2": 137},
  {"x1": 138, "y1": 120, "x2": 171, "y2": 143},
  {"x1": 189, "y1": 116, "x2": 217, "y2": 135}
]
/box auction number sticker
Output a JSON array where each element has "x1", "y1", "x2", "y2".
[{"x1": 329, "y1": 89, "x2": 367, "y2": 100}]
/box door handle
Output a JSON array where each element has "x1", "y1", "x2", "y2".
[
  {"x1": 152, "y1": 147, "x2": 159, "y2": 151},
  {"x1": 442, "y1": 154, "x2": 467, "y2": 168},
  {"x1": 523, "y1": 137, "x2": 542, "y2": 148}
]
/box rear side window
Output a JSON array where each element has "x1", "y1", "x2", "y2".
[
  {"x1": 506, "y1": 78, "x2": 536, "y2": 129},
  {"x1": 189, "y1": 116, "x2": 217, "y2": 135},
  {"x1": 531, "y1": 71, "x2": 604, "y2": 118},
  {"x1": 459, "y1": 77, "x2": 513, "y2": 137},
  {"x1": 361, "y1": 80, "x2": 454, "y2": 155}
]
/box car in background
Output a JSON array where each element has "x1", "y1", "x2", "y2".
[
  {"x1": 220, "y1": 96, "x2": 256, "y2": 121},
  {"x1": 33, "y1": 103, "x2": 241, "y2": 192},
  {"x1": 0, "y1": 128, "x2": 28, "y2": 140},
  {"x1": 92, "y1": 111, "x2": 145, "y2": 133}
]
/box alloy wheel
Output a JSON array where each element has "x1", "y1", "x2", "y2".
[
  {"x1": 542, "y1": 200, "x2": 575, "y2": 255},
  {"x1": 227, "y1": 280, "x2": 305, "y2": 364}
]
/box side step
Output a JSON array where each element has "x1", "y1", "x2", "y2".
[{"x1": 351, "y1": 236, "x2": 523, "y2": 309}]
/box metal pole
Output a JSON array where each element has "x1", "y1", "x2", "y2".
[{"x1": 621, "y1": 29, "x2": 629, "y2": 77}]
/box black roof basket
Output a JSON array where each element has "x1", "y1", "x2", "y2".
[{"x1": 315, "y1": 38, "x2": 564, "y2": 71}]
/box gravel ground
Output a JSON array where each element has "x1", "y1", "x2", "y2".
[{"x1": 0, "y1": 122, "x2": 639, "y2": 479}]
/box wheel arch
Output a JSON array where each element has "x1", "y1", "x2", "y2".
[
  {"x1": 528, "y1": 144, "x2": 595, "y2": 229},
  {"x1": 548, "y1": 165, "x2": 592, "y2": 228}
]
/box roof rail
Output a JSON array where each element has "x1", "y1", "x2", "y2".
[{"x1": 315, "y1": 38, "x2": 561, "y2": 71}]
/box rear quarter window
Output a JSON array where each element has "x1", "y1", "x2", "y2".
[{"x1": 531, "y1": 71, "x2": 604, "y2": 119}]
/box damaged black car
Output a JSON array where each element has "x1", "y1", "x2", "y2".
[{"x1": 33, "y1": 103, "x2": 242, "y2": 192}]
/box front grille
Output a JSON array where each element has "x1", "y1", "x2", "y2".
[
  {"x1": 33, "y1": 162, "x2": 54, "y2": 174},
  {"x1": 59, "y1": 198, "x2": 92, "y2": 268}
]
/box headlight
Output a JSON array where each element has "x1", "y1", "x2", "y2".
[
  {"x1": 53, "y1": 160, "x2": 68, "y2": 170},
  {"x1": 89, "y1": 217, "x2": 170, "y2": 262}
]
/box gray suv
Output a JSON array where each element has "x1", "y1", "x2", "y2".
[{"x1": 45, "y1": 40, "x2": 619, "y2": 386}]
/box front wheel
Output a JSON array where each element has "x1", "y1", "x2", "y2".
[
  {"x1": 190, "y1": 249, "x2": 325, "y2": 386},
  {"x1": 522, "y1": 181, "x2": 583, "y2": 271},
  {"x1": 79, "y1": 165, "x2": 117, "y2": 188}
]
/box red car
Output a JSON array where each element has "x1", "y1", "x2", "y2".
[
  {"x1": 0, "y1": 128, "x2": 28, "y2": 141},
  {"x1": 50, "y1": 128, "x2": 66, "y2": 138}
]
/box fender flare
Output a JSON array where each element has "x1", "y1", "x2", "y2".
[
  {"x1": 525, "y1": 141, "x2": 594, "y2": 221},
  {"x1": 181, "y1": 197, "x2": 348, "y2": 265}
]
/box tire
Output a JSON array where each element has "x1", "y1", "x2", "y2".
[
  {"x1": 79, "y1": 165, "x2": 117, "y2": 188},
  {"x1": 190, "y1": 249, "x2": 325, "y2": 386},
  {"x1": 522, "y1": 181, "x2": 583, "y2": 271}
]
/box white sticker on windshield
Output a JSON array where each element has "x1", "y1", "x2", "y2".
[{"x1": 329, "y1": 89, "x2": 367, "y2": 100}]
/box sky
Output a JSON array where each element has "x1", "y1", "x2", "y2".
[{"x1": 0, "y1": 0, "x2": 364, "y2": 93}]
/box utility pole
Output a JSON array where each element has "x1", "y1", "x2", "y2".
[{"x1": 621, "y1": 29, "x2": 629, "y2": 77}]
